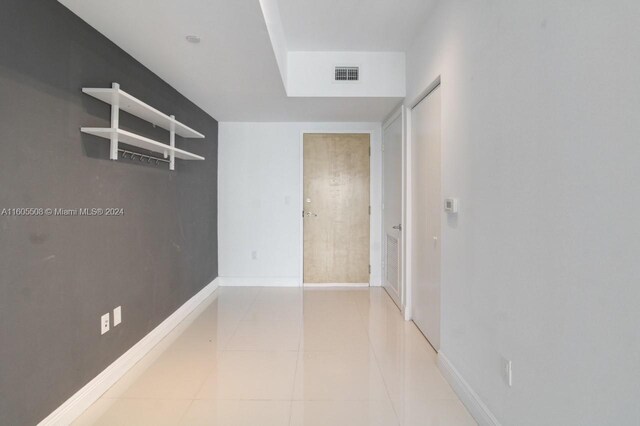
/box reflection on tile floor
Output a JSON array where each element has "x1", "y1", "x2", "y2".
[{"x1": 74, "y1": 287, "x2": 476, "y2": 425}]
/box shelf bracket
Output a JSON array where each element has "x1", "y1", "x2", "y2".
[
  {"x1": 169, "y1": 114, "x2": 176, "y2": 171},
  {"x1": 109, "y1": 82, "x2": 120, "y2": 160}
]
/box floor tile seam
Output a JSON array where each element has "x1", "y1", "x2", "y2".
[
  {"x1": 219, "y1": 288, "x2": 263, "y2": 351},
  {"x1": 287, "y1": 314, "x2": 304, "y2": 426},
  {"x1": 353, "y1": 289, "x2": 406, "y2": 424}
]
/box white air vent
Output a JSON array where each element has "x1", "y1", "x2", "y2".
[{"x1": 334, "y1": 66, "x2": 359, "y2": 81}]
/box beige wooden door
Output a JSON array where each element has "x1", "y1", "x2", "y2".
[{"x1": 303, "y1": 133, "x2": 370, "y2": 284}]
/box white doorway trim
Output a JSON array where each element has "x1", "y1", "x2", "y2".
[
  {"x1": 381, "y1": 105, "x2": 407, "y2": 311},
  {"x1": 299, "y1": 130, "x2": 375, "y2": 288},
  {"x1": 404, "y1": 76, "x2": 442, "y2": 322}
]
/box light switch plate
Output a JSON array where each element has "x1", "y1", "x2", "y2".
[{"x1": 113, "y1": 306, "x2": 122, "y2": 327}]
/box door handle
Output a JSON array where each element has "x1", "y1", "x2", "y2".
[
  {"x1": 303, "y1": 211, "x2": 318, "y2": 217},
  {"x1": 392, "y1": 224, "x2": 402, "y2": 231}
]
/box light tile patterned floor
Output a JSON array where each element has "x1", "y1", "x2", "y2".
[{"x1": 74, "y1": 287, "x2": 476, "y2": 425}]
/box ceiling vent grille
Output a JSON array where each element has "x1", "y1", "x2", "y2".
[{"x1": 334, "y1": 66, "x2": 359, "y2": 81}]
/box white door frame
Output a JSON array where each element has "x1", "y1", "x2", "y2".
[
  {"x1": 299, "y1": 130, "x2": 375, "y2": 287},
  {"x1": 381, "y1": 106, "x2": 407, "y2": 310},
  {"x1": 404, "y1": 76, "x2": 442, "y2": 322}
]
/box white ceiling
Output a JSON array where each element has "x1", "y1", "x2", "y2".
[
  {"x1": 58, "y1": 0, "x2": 412, "y2": 122},
  {"x1": 279, "y1": 0, "x2": 438, "y2": 51}
]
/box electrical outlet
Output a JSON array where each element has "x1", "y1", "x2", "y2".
[
  {"x1": 251, "y1": 250, "x2": 257, "y2": 260},
  {"x1": 113, "y1": 306, "x2": 122, "y2": 327},
  {"x1": 504, "y1": 360, "x2": 513, "y2": 387},
  {"x1": 101, "y1": 313, "x2": 110, "y2": 335}
]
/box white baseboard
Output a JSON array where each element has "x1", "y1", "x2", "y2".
[
  {"x1": 304, "y1": 282, "x2": 369, "y2": 288},
  {"x1": 403, "y1": 304, "x2": 412, "y2": 321},
  {"x1": 437, "y1": 352, "x2": 501, "y2": 426},
  {"x1": 38, "y1": 277, "x2": 220, "y2": 426},
  {"x1": 218, "y1": 276, "x2": 300, "y2": 287}
]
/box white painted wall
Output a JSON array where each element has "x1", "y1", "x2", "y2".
[
  {"x1": 405, "y1": 1, "x2": 640, "y2": 425},
  {"x1": 287, "y1": 51, "x2": 405, "y2": 97},
  {"x1": 218, "y1": 122, "x2": 383, "y2": 287}
]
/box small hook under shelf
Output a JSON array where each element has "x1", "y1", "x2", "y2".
[{"x1": 118, "y1": 149, "x2": 170, "y2": 166}]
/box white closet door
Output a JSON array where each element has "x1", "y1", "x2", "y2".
[
  {"x1": 382, "y1": 113, "x2": 404, "y2": 308},
  {"x1": 411, "y1": 85, "x2": 442, "y2": 350}
]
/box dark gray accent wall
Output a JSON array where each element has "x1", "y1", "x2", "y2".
[{"x1": 0, "y1": 1, "x2": 218, "y2": 424}]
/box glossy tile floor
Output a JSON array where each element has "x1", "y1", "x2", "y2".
[{"x1": 74, "y1": 287, "x2": 475, "y2": 425}]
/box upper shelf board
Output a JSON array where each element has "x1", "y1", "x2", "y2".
[{"x1": 82, "y1": 87, "x2": 205, "y2": 139}]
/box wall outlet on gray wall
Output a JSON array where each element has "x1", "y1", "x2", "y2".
[
  {"x1": 251, "y1": 250, "x2": 258, "y2": 260},
  {"x1": 100, "y1": 313, "x2": 110, "y2": 335}
]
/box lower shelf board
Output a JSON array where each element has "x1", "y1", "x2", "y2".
[{"x1": 80, "y1": 127, "x2": 204, "y2": 161}]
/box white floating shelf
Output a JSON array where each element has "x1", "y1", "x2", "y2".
[
  {"x1": 82, "y1": 87, "x2": 204, "y2": 139},
  {"x1": 81, "y1": 127, "x2": 204, "y2": 160},
  {"x1": 81, "y1": 83, "x2": 205, "y2": 170}
]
